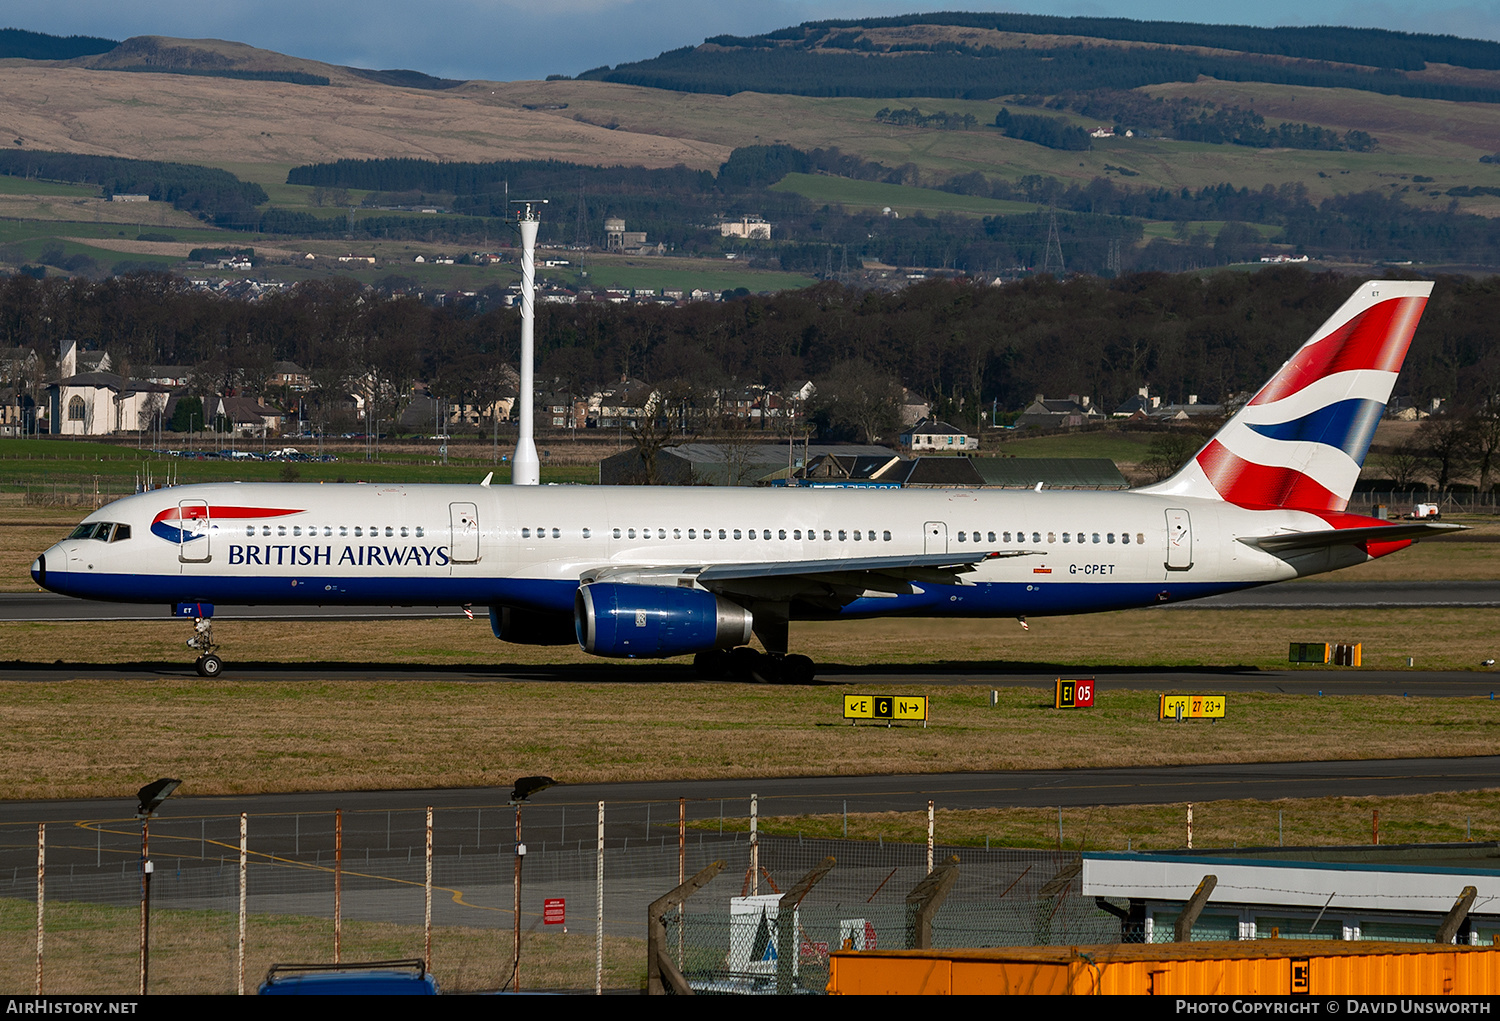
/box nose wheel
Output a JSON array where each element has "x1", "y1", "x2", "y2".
[{"x1": 186, "y1": 617, "x2": 224, "y2": 677}]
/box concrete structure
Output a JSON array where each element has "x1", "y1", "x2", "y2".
[
  {"x1": 1084, "y1": 846, "x2": 1500, "y2": 946},
  {"x1": 720, "y1": 216, "x2": 772, "y2": 240},
  {"x1": 47, "y1": 372, "x2": 172, "y2": 436}
]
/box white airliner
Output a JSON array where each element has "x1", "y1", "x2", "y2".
[{"x1": 33, "y1": 280, "x2": 1458, "y2": 681}]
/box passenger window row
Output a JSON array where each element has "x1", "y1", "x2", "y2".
[
  {"x1": 244, "y1": 525, "x2": 426, "y2": 538},
  {"x1": 604, "y1": 527, "x2": 895, "y2": 542},
  {"x1": 956, "y1": 530, "x2": 1148, "y2": 545}
]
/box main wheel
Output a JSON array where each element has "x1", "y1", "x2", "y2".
[
  {"x1": 693, "y1": 650, "x2": 729, "y2": 680},
  {"x1": 782, "y1": 654, "x2": 816, "y2": 685},
  {"x1": 196, "y1": 654, "x2": 223, "y2": 678},
  {"x1": 725, "y1": 646, "x2": 760, "y2": 681}
]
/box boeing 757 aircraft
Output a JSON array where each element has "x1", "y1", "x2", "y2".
[{"x1": 33, "y1": 280, "x2": 1457, "y2": 681}]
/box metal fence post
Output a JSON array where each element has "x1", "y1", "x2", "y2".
[
  {"x1": 237, "y1": 813, "x2": 246, "y2": 995},
  {"x1": 750, "y1": 794, "x2": 758, "y2": 896},
  {"x1": 595, "y1": 800, "x2": 604, "y2": 996},
  {"x1": 425, "y1": 807, "x2": 433, "y2": 974},
  {"x1": 334, "y1": 809, "x2": 342, "y2": 963},
  {"x1": 35, "y1": 823, "x2": 43, "y2": 995}
]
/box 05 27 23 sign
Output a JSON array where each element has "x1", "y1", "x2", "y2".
[{"x1": 1159, "y1": 694, "x2": 1226, "y2": 720}]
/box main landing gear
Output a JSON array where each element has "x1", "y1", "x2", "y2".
[
  {"x1": 693, "y1": 648, "x2": 817, "y2": 684},
  {"x1": 186, "y1": 617, "x2": 223, "y2": 677}
]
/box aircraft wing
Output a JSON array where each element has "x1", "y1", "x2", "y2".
[
  {"x1": 1237, "y1": 522, "x2": 1465, "y2": 554},
  {"x1": 582, "y1": 549, "x2": 1044, "y2": 603}
]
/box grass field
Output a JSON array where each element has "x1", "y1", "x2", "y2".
[
  {"x1": 2, "y1": 658, "x2": 1498, "y2": 799},
  {"x1": 771, "y1": 173, "x2": 1045, "y2": 218},
  {"x1": 721, "y1": 789, "x2": 1500, "y2": 853},
  {"x1": 0, "y1": 897, "x2": 643, "y2": 994}
]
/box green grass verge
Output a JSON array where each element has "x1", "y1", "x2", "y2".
[
  {"x1": 0, "y1": 896, "x2": 644, "y2": 994},
  {"x1": 712, "y1": 789, "x2": 1500, "y2": 853},
  {"x1": 772, "y1": 172, "x2": 1044, "y2": 218},
  {"x1": 0, "y1": 676, "x2": 1497, "y2": 799}
]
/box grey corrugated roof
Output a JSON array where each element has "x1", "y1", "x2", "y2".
[
  {"x1": 890, "y1": 458, "x2": 985, "y2": 487},
  {"x1": 973, "y1": 457, "x2": 1128, "y2": 489},
  {"x1": 667, "y1": 443, "x2": 898, "y2": 465}
]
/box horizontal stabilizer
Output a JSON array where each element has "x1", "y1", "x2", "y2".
[{"x1": 1238, "y1": 522, "x2": 1465, "y2": 553}]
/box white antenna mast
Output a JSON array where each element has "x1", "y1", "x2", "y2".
[{"x1": 511, "y1": 200, "x2": 547, "y2": 486}]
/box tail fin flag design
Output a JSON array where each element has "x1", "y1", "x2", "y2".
[{"x1": 1141, "y1": 280, "x2": 1431, "y2": 512}]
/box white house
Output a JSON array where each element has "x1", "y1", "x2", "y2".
[
  {"x1": 901, "y1": 417, "x2": 978, "y2": 452},
  {"x1": 47, "y1": 372, "x2": 173, "y2": 436}
]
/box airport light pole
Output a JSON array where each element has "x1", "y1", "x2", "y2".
[
  {"x1": 509, "y1": 775, "x2": 556, "y2": 993},
  {"x1": 511, "y1": 200, "x2": 546, "y2": 486},
  {"x1": 136, "y1": 778, "x2": 181, "y2": 995}
]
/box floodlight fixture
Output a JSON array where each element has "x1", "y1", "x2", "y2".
[
  {"x1": 510, "y1": 776, "x2": 556, "y2": 803},
  {"x1": 136, "y1": 778, "x2": 181, "y2": 818}
]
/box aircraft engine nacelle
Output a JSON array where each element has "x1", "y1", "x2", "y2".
[
  {"x1": 575, "y1": 583, "x2": 753, "y2": 658},
  {"x1": 490, "y1": 605, "x2": 578, "y2": 646}
]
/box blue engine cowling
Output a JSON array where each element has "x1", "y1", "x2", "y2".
[{"x1": 575, "y1": 583, "x2": 753, "y2": 658}]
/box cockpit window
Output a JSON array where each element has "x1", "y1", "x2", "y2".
[
  {"x1": 110, "y1": 524, "x2": 130, "y2": 542},
  {"x1": 69, "y1": 522, "x2": 114, "y2": 541}
]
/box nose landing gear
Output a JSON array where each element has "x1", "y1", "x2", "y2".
[
  {"x1": 174, "y1": 604, "x2": 224, "y2": 677},
  {"x1": 187, "y1": 618, "x2": 223, "y2": 676}
]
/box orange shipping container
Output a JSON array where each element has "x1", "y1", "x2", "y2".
[{"x1": 827, "y1": 941, "x2": 1500, "y2": 995}]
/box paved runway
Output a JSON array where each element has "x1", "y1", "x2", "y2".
[
  {"x1": 4, "y1": 756, "x2": 1499, "y2": 870},
  {"x1": 0, "y1": 659, "x2": 1494, "y2": 694}
]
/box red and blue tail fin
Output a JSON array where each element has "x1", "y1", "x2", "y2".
[{"x1": 1140, "y1": 280, "x2": 1431, "y2": 511}]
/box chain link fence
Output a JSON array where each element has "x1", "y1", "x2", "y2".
[{"x1": 0, "y1": 802, "x2": 1111, "y2": 995}]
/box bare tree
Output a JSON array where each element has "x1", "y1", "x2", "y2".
[
  {"x1": 1375, "y1": 434, "x2": 1429, "y2": 491},
  {"x1": 1416, "y1": 413, "x2": 1476, "y2": 493},
  {"x1": 814, "y1": 359, "x2": 903, "y2": 444},
  {"x1": 1138, "y1": 430, "x2": 1203, "y2": 483},
  {"x1": 1470, "y1": 404, "x2": 1500, "y2": 493}
]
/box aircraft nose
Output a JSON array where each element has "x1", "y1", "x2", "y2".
[{"x1": 31, "y1": 552, "x2": 44, "y2": 588}]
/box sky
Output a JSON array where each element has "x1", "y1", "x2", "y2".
[{"x1": 3, "y1": 1, "x2": 1500, "y2": 83}]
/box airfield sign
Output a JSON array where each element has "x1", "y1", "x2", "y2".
[
  {"x1": 1160, "y1": 695, "x2": 1226, "y2": 720},
  {"x1": 844, "y1": 695, "x2": 928, "y2": 723}
]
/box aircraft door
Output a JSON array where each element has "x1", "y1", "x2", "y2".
[
  {"x1": 923, "y1": 521, "x2": 948, "y2": 554},
  {"x1": 449, "y1": 502, "x2": 480, "y2": 564},
  {"x1": 1165, "y1": 508, "x2": 1193, "y2": 571},
  {"x1": 178, "y1": 499, "x2": 211, "y2": 563}
]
